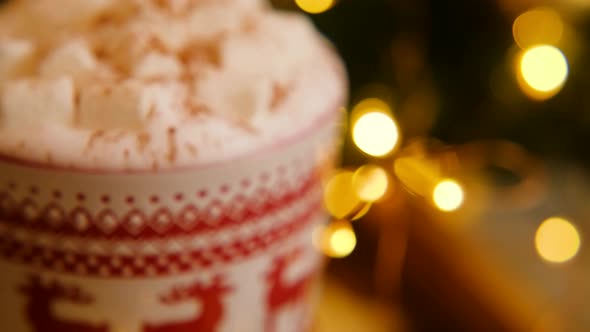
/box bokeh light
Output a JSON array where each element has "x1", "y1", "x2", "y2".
[
  {"x1": 394, "y1": 156, "x2": 441, "y2": 197},
  {"x1": 351, "y1": 98, "x2": 391, "y2": 120},
  {"x1": 518, "y1": 45, "x2": 568, "y2": 98},
  {"x1": 513, "y1": 8, "x2": 563, "y2": 49},
  {"x1": 295, "y1": 0, "x2": 334, "y2": 14},
  {"x1": 314, "y1": 221, "x2": 357, "y2": 258},
  {"x1": 323, "y1": 171, "x2": 363, "y2": 219},
  {"x1": 353, "y1": 165, "x2": 389, "y2": 202},
  {"x1": 352, "y1": 112, "x2": 400, "y2": 157},
  {"x1": 535, "y1": 217, "x2": 581, "y2": 264},
  {"x1": 433, "y1": 179, "x2": 464, "y2": 212}
]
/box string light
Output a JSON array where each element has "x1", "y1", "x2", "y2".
[
  {"x1": 352, "y1": 111, "x2": 400, "y2": 157},
  {"x1": 324, "y1": 171, "x2": 369, "y2": 220},
  {"x1": 535, "y1": 217, "x2": 581, "y2": 263},
  {"x1": 295, "y1": 0, "x2": 335, "y2": 14},
  {"x1": 314, "y1": 221, "x2": 357, "y2": 258},
  {"x1": 513, "y1": 8, "x2": 563, "y2": 49},
  {"x1": 518, "y1": 45, "x2": 569, "y2": 99},
  {"x1": 353, "y1": 165, "x2": 389, "y2": 202},
  {"x1": 432, "y1": 179, "x2": 464, "y2": 212}
]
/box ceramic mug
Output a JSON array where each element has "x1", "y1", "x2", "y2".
[{"x1": 0, "y1": 109, "x2": 340, "y2": 332}]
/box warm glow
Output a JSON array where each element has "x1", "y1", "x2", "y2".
[
  {"x1": 351, "y1": 98, "x2": 391, "y2": 119},
  {"x1": 352, "y1": 112, "x2": 400, "y2": 157},
  {"x1": 433, "y1": 179, "x2": 464, "y2": 212},
  {"x1": 323, "y1": 171, "x2": 363, "y2": 219},
  {"x1": 519, "y1": 45, "x2": 568, "y2": 96},
  {"x1": 513, "y1": 8, "x2": 563, "y2": 49},
  {"x1": 313, "y1": 221, "x2": 357, "y2": 258},
  {"x1": 394, "y1": 156, "x2": 441, "y2": 197},
  {"x1": 353, "y1": 165, "x2": 389, "y2": 202},
  {"x1": 295, "y1": 0, "x2": 335, "y2": 14},
  {"x1": 535, "y1": 217, "x2": 581, "y2": 263},
  {"x1": 329, "y1": 227, "x2": 357, "y2": 258}
]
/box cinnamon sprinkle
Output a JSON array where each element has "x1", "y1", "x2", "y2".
[
  {"x1": 179, "y1": 39, "x2": 223, "y2": 69},
  {"x1": 185, "y1": 142, "x2": 198, "y2": 156},
  {"x1": 85, "y1": 130, "x2": 106, "y2": 153},
  {"x1": 166, "y1": 127, "x2": 178, "y2": 163},
  {"x1": 136, "y1": 132, "x2": 151, "y2": 153},
  {"x1": 271, "y1": 83, "x2": 290, "y2": 110}
]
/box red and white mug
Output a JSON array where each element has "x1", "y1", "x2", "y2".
[{"x1": 0, "y1": 111, "x2": 340, "y2": 332}]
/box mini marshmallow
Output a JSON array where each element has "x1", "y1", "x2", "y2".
[
  {"x1": 31, "y1": 0, "x2": 115, "y2": 27},
  {"x1": 0, "y1": 38, "x2": 36, "y2": 79},
  {"x1": 197, "y1": 70, "x2": 272, "y2": 126},
  {"x1": 220, "y1": 13, "x2": 315, "y2": 84},
  {"x1": 40, "y1": 39, "x2": 98, "y2": 81},
  {"x1": 187, "y1": 5, "x2": 242, "y2": 41},
  {"x1": 147, "y1": 19, "x2": 192, "y2": 52},
  {"x1": 78, "y1": 81, "x2": 183, "y2": 131},
  {"x1": 1, "y1": 77, "x2": 74, "y2": 128},
  {"x1": 133, "y1": 52, "x2": 183, "y2": 79}
]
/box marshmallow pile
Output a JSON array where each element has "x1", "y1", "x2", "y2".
[
  {"x1": 0, "y1": 0, "x2": 346, "y2": 169},
  {"x1": 0, "y1": 0, "x2": 318, "y2": 130}
]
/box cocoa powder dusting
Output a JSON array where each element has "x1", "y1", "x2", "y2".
[
  {"x1": 147, "y1": 105, "x2": 157, "y2": 120},
  {"x1": 85, "y1": 130, "x2": 106, "y2": 153},
  {"x1": 148, "y1": 36, "x2": 169, "y2": 54},
  {"x1": 185, "y1": 142, "x2": 198, "y2": 156},
  {"x1": 180, "y1": 39, "x2": 223, "y2": 69},
  {"x1": 234, "y1": 118, "x2": 258, "y2": 135},
  {"x1": 136, "y1": 132, "x2": 151, "y2": 153},
  {"x1": 103, "y1": 131, "x2": 126, "y2": 143},
  {"x1": 271, "y1": 83, "x2": 290, "y2": 110},
  {"x1": 73, "y1": 90, "x2": 81, "y2": 125},
  {"x1": 166, "y1": 127, "x2": 178, "y2": 164}
]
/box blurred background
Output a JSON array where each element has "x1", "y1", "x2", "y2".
[{"x1": 271, "y1": 0, "x2": 590, "y2": 331}]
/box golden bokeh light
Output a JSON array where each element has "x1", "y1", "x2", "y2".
[
  {"x1": 314, "y1": 221, "x2": 357, "y2": 258},
  {"x1": 518, "y1": 45, "x2": 568, "y2": 99},
  {"x1": 513, "y1": 8, "x2": 563, "y2": 49},
  {"x1": 295, "y1": 0, "x2": 335, "y2": 14},
  {"x1": 352, "y1": 112, "x2": 400, "y2": 157},
  {"x1": 535, "y1": 217, "x2": 581, "y2": 264},
  {"x1": 323, "y1": 171, "x2": 363, "y2": 219},
  {"x1": 433, "y1": 179, "x2": 464, "y2": 212},
  {"x1": 394, "y1": 156, "x2": 441, "y2": 197},
  {"x1": 351, "y1": 98, "x2": 391, "y2": 120},
  {"x1": 353, "y1": 165, "x2": 389, "y2": 202}
]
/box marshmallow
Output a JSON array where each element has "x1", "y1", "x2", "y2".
[
  {"x1": 1, "y1": 77, "x2": 74, "y2": 128},
  {"x1": 78, "y1": 81, "x2": 183, "y2": 131},
  {"x1": 187, "y1": 5, "x2": 242, "y2": 41},
  {"x1": 31, "y1": 0, "x2": 116, "y2": 27},
  {"x1": 197, "y1": 71, "x2": 272, "y2": 126},
  {"x1": 221, "y1": 14, "x2": 314, "y2": 83},
  {"x1": 40, "y1": 39, "x2": 98, "y2": 81},
  {"x1": 0, "y1": 38, "x2": 36, "y2": 79},
  {"x1": 133, "y1": 52, "x2": 183, "y2": 79}
]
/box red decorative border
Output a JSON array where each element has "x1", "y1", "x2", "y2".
[
  {"x1": 0, "y1": 200, "x2": 321, "y2": 278},
  {"x1": 0, "y1": 170, "x2": 319, "y2": 240}
]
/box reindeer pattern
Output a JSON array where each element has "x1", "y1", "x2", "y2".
[
  {"x1": 142, "y1": 275, "x2": 233, "y2": 332},
  {"x1": 265, "y1": 248, "x2": 319, "y2": 332},
  {"x1": 13, "y1": 248, "x2": 317, "y2": 332},
  {"x1": 19, "y1": 275, "x2": 108, "y2": 332}
]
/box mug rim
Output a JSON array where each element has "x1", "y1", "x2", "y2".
[{"x1": 0, "y1": 101, "x2": 343, "y2": 175}]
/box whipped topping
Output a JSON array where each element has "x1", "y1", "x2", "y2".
[{"x1": 0, "y1": 0, "x2": 346, "y2": 171}]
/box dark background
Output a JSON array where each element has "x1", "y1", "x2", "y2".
[{"x1": 274, "y1": 0, "x2": 590, "y2": 168}]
